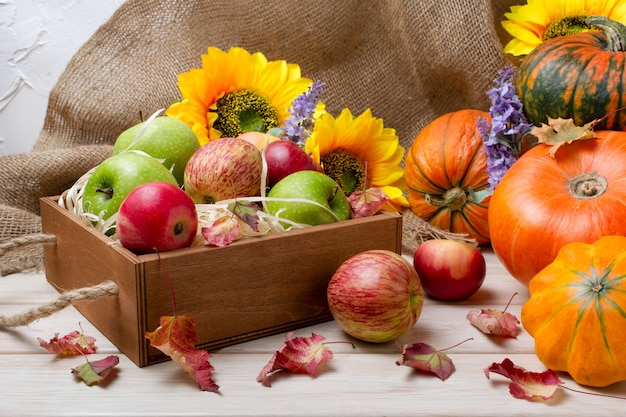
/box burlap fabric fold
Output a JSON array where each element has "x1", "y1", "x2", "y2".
[{"x1": 0, "y1": 0, "x2": 521, "y2": 275}]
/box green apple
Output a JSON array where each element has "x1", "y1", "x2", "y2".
[
  {"x1": 113, "y1": 116, "x2": 200, "y2": 185},
  {"x1": 82, "y1": 152, "x2": 179, "y2": 221},
  {"x1": 266, "y1": 170, "x2": 352, "y2": 226}
]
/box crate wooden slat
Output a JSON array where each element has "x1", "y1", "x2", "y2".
[{"x1": 40, "y1": 196, "x2": 402, "y2": 367}]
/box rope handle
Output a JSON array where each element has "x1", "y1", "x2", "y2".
[{"x1": 0, "y1": 280, "x2": 118, "y2": 328}]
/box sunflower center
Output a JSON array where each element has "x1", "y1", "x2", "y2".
[
  {"x1": 544, "y1": 15, "x2": 597, "y2": 40},
  {"x1": 212, "y1": 90, "x2": 280, "y2": 137},
  {"x1": 320, "y1": 149, "x2": 365, "y2": 196}
]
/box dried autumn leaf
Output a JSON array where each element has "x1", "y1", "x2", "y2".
[
  {"x1": 484, "y1": 358, "x2": 563, "y2": 400},
  {"x1": 201, "y1": 215, "x2": 239, "y2": 247},
  {"x1": 38, "y1": 330, "x2": 97, "y2": 355},
  {"x1": 71, "y1": 355, "x2": 119, "y2": 386},
  {"x1": 395, "y1": 342, "x2": 456, "y2": 380},
  {"x1": 531, "y1": 116, "x2": 597, "y2": 158},
  {"x1": 349, "y1": 187, "x2": 389, "y2": 218},
  {"x1": 145, "y1": 314, "x2": 219, "y2": 392},
  {"x1": 228, "y1": 200, "x2": 260, "y2": 232},
  {"x1": 467, "y1": 293, "x2": 520, "y2": 338},
  {"x1": 257, "y1": 332, "x2": 334, "y2": 387}
]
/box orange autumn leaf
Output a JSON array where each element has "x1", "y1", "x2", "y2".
[
  {"x1": 145, "y1": 314, "x2": 219, "y2": 392},
  {"x1": 257, "y1": 332, "x2": 334, "y2": 387},
  {"x1": 531, "y1": 117, "x2": 597, "y2": 158}
]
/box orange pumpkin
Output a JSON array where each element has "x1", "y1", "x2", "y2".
[
  {"x1": 405, "y1": 110, "x2": 491, "y2": 244},
  {"x1": 489, "y1": 130, "x2": 626, "y2": 286},
  {"x1": 521, "y1": 235, "x2": 626, "y2": 387}
]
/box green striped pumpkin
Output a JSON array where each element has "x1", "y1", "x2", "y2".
[{"x1": 516, "y1": 16, "x2": 626, "y2": 130}]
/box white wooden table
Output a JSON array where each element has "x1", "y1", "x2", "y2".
[{"x1": 1, "y1": 250, "x2": 625, "y2": 416}]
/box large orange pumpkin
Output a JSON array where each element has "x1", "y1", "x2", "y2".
[
  {"x1": 521, "y1": 235, "x2": 626, "y2": 387},
  {"x1": 489, "y1": 130, "x2": 626, "y2": 286},
  {"x1": 405, "y1": 110, "x2": 491, "y2": 244}
]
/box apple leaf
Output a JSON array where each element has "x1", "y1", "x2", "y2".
[
  {"x1": 349, "y1": 187, "x2": 389, "y2": 218},
  {"x1": 201, "y1": 215, "x2": 239, "y2": 247},
  {"x1": 531, "y1": 117, "x2": 597, "y2": 158},
  {"x1": 257, "y1": 332, "x2": 334, "y2": 387},
  {"x1": 466, "y1": 293, "x2": 520, "y2": 338},
  {"x1": 38, "y1": 329, "x2": 97, "y2": 355},
  {"x1": 71, "y1": 355, "x2": 119, "y2": 386},
  {"x1": 395, "y1": 342, "x2": 455, "y2": 380},
  {"x1": 145, "y1": 314, "x2": 219, "y2": 392},
  {"x1": 228, "y1": 200, "x2": 261, "y2": 232},
  {"x1": 484, "y1": 358, "x2": 563, "y2": 400}
]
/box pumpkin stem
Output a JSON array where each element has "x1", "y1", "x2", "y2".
[
  {"x1": 425, "y1": 187, "x2": 467, "y2": 211},
  {"x1": 567, "y1": 172, "x2": 608, "y2": 200},
  {"x1": 586, "y1": 16, "x2": 626, "y2": 52}
]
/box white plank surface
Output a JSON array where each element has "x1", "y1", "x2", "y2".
[{"x1": 1, "y1": 250, "x2": 625, "y2": 416}]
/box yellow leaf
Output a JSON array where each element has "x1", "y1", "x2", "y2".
[{"x1": 531, "y1": 117, "x2": 597, "y2": 158}]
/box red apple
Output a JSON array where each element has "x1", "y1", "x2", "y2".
[
  {"x1": 412, "y1": 239, "x2": 486, "y2": 301},
  {"x1": 116, "y1": 182, "x2": 198, "y2": 254},
  {"x1": 264, "y1": 139, "x2": 323, "y2": 187},
  {"x1": 184, "y1": 137, "x2": 263, "y2": 204},
  {"x1": 327, "y1": 250, "x2": 424, "y2": 343}
]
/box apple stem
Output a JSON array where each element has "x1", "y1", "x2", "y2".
[
  {"x1": 155, "y1": 251, "x2": 178, "y2": 316},
  {"x1": 95, "y1": 187, "x2": 113, "y2": 199}
]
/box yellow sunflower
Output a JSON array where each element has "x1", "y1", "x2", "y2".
[
  {"x1": 502, "y1": 0, "x2": 626, "y2": 56},
  {"x1": 305, "y1": 108, "x2": 408, "y2": 213},
  {"x1": 166, "y1": 47, "x2": 312, "y2": 145}
]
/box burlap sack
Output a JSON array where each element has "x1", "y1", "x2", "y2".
[{"x1": 0, "y1": 0, "x2": 522, "y2": 274}]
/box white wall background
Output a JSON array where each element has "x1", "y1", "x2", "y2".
[{"x1": 0, "y1": 0, "x2": 125, "y2": 156}]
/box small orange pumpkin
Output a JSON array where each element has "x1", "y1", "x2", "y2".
[
  {"x1": 405, "y1": 110, "x2": 491, "y2": 244},
  {"x1": 521, "y1": 235, "x2": 626, "y2": 387}
]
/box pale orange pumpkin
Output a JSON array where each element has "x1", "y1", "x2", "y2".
[
  {"x1": 521, "y1": 235, "x2": 626, "y2": 387},
  {"x1": 405, "y1": 110, "x2": 491, "y2": 244}
]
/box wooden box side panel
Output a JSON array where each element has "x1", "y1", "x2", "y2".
[
  {"x1": 141, "y1": 213, "x2": 402, "y2": 364},
  {"x1": 40, "y1": 197, "x2": 147, "y2": 366}
]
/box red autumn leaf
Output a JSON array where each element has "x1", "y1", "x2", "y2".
[
  {"x1": 38, "y1": 330, "x2": 96, "y2": 355},
  {"x1": 145, "y1": 314, "x2": 219, "y2": 392},
  {"x1": 257, "y1": 332, "x2": 334, "y2": 387},
  {"x1": 71, "y1": 355, "x2": 119, "y2": 386},
  {"x1": 466, "y1": 293, "x2": 520, "y2": 338},
  {"x1": 484, "y1": 358, "x2": 563, "y2": 400},
  {"x1": 349, "y1": 187, "x2": 389, "y2": 218},
  {"x1": 201, "y1": 215, "x2": 239, "y2": 247},
  {"x1": 228, "y1": 200, "x2": 261, "y2": 232},
  {"x1": 395, "y1": 342, "x2": 456, "y2": 380}
]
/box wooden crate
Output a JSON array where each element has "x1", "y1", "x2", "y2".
[{"x1": 40, "y1": 196, "x2": 403, "y2": 367}]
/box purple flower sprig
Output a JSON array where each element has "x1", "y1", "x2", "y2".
[
  {"x1": 280, "y1": 79, "x2": 325, "y2": 145},
  {"x1": 478, "y1": 65, "x2": 532, "y2": 190}
]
